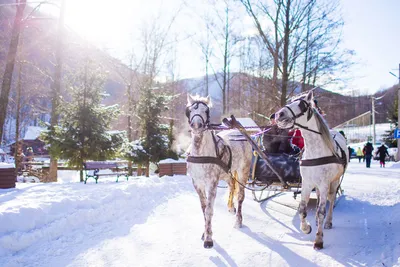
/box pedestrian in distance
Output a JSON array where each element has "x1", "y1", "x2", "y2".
[
  {"x1": 364, "y1": 142, "x2": 374, "y2": 168},
  {"x1": 356, "y1": 147, "x2": 363, "y2": 163},
  {"x1": 347, "y1": 146, "x2": 353, "y2": 162},
  {"x1": 376, "y1": 144, "x2": 390, "y2": 168}
]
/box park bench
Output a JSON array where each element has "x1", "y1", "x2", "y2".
[{"x1": 83, "y1": 161, "x2": 128, "y2": 184}]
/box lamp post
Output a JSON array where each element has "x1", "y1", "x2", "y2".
[{"x1": 389, "y1": 64, "x2": 400, "y2": 162}]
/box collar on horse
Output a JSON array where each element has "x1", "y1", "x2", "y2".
[
  {"x1": 187, "y1": 131, "x2": 232, "y2": 173},
  {"x1": 299, "y1": 133, "x2": 348, "y2": 169}
]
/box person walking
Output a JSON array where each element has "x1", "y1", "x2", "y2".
[
  {"x1": 376, "y1": 144, "x2": 390, "y2": 168},
  {"x1": 356, "y1": 147, "x2": 363, "y2": 163},
  {"x1": 348, "y1": 146, "x2": 354, "y2": 162},
  {"x1": 364, "y1": 142, "x2": 374, "y2": 168}
]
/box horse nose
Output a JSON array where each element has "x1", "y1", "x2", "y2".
[
  {"x1": 190, "y1": 122, "x2": 195, "y2": 128},
  {"x1": 279, "y1": 111, "x2": 285, "y2": 118},
  {"x1": 198, "y1": 122, "x2": 203, "y2": 128}
]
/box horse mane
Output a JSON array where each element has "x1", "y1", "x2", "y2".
[
  {"x1": 187, "y1": 95, "x2": 212, "y2": 107},
  {"x1": 313, "y1": 108, "x2": 337, "y2": 155}
]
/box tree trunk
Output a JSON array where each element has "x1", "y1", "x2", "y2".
[
  {"x1": 0, "y1": 0, "x2": 26, "y2": 142},
  {"x1": 127, "y1": 81, "x2": 133, "y2": 176},
  {"x1": 14, "y1": 63, "x2": 22, "y2": 176},
  {"x1": 222, "y1": 5, "x2": 229, "y2": 115},
  {"x1": 49, "y1": 0, "x2": 65, "y2": 182},
  {"x1": 145, "y1": 160, "x2": 150, "y2": 177},
  {"x1": 301, "y1": 5, "x2": 311, "y2": 92},
  {"x1": 281, "y1": 0, "x2": 291, "y2": 106}
]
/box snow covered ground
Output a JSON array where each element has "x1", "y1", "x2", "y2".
[{"x1": 1, "y1": 160, "x2": 400, "y2": 267}]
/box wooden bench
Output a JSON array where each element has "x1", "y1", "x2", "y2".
[{"x1": 83, "y1": 161, "x2": 128, "y2": 184}]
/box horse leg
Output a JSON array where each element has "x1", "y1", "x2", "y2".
[
  {"x1": 227, "y1": 174, "x2": 236, "y2": 214},
  {"x1": 314, "y1": 185, "x2": 329, "y2": 250},
  {"x1": 315, "y1": 187, "x2": 320, "y2": 226},
  {"x1": 325, "y1": 180, "x2": 339, "y2": 229},
  {"x1": 235, "y1": 179, "x2": 245, "y2": 228},
  {"x1": 193, "y1": 181, "x2": 207, "y2": 241},
  {"x1": 299, "y1": 182, "x2": 313, "y2": 235},
  {"x1": 203, "y1": 180, "x2": 218, "y2": 248}
]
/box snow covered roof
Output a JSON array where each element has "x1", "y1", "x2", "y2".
[
  {"x1": 23, "y1": 126, "x2": 46, "y2": 140},
  {"x1": 235, "y1": 118, "x2": 261, "y2": 132}
]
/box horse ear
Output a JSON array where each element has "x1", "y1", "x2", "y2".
[
  {"x1": 306, "y1": 90, "x2": 313, "y2": 103},
  {"x1": 187, "y1": 94, "x2": 195, "y2": 105},
  {"x1": 206, "y1": 95, "x2": 212, "y2": 107}
]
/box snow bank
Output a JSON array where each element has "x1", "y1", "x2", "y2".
[
  {"x1": 0, "y1": 175, "x2": 193, "y2": 264},
  {"x1": 159, "y1": 158, "x2": 187, "y2": 164},
  {"x1": 0, "y1": 163, "x2": 14, "y2": 169},
  {"x1": 389, "y1": 162, "x2": 400, "y2": 169}
]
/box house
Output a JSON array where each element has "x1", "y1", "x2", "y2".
[{"x1": 8, "y1": 126, "x2": 48, "y2": 157}]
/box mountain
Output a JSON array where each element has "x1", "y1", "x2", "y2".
[{"x1": 173, "y1": 73, "x2": 394, "y2": 129}]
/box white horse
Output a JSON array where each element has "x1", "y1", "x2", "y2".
[
  {"x1": 274, "y1": 90, "x2": 348, "y2": 250},
  {"x1": 186, "y1": 94, "x2": 252, "y2": 248}
]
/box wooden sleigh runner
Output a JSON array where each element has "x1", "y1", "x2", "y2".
[{"x1": 223, "y1": 115, "x2": 344, "y2": 206}]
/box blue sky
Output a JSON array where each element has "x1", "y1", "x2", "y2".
[
  {"x1": 56, "y1": 0, "x2": 400, "y2": 96},
  {"x1": 341, "y1": 0, "x2": 400, "y2": 94}
]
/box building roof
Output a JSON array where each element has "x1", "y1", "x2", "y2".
[
  {"x1": 223, "y1": 118, "x2": 261, "y2": 132},
  {"x1": 24, "y1": 126, "x2": 46, "y2": 140}
]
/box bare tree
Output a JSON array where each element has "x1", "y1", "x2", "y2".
[
  {"x1": 239, "y1": 0, "x2": 350, "y2": 106},
  {"x1": 0, "y1": 0, "x2": 26, "y2": 143},
  {"x1": 48, "y1": 0, "x2": 65, "y2": 182}
]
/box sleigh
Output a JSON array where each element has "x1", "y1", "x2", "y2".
[{"x1": 222, "y1": 115, "x2": 344, "y2": 205}]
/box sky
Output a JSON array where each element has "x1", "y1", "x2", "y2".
[
  {"x1": 40, "y1": 0, "x2": 400, "y2": 95},
  {"x1": 340, "y1": 0, "x2": 400, "y2": 95}
]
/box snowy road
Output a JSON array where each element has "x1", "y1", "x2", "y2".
[{"x1": 1, "y1": 160, "x2": 400, "y2": 266}]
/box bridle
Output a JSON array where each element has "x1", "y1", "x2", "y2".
[
  {"x1": 186, "y1": 101, "x2": 233, "y2": 173},
  {"x1": 280, "y1": 99, "x2": 321, "y2": 135},
  {"x1": 186, "y1": 101, "x2": 210, "y2": 129},
  {"x1": 281, "y1": 99, "x2": 347, "y2": 169}
]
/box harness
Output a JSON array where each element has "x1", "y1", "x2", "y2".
[
  {"x1": 300, "y1": 139, "x2": 347, "y2": 168},
  {"x1": 282, "y1": 99, "x2": 348, "y2": 169},
  {"x1": 186, "y1": 101, "x2": 232, "y2": 173}
]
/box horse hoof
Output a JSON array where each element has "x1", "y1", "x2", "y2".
[
  {"x1": 234, "y1": 222, "x2": 242, "y2": 229},
  {"x1": 229, "y1": 208, "x2": 236, "y2": 214},
  {"x1": 204, "y1": 240, "x2": 213, "y2": 249},
  {"x1": 324, "y1": 222, "x2": 332, "y2": 229},
  {"x1": 301, "y1": 224, "x2": 312, "y2": 234},
  {"x1": 313, "y1": 241, "x2": 323, "y2": 250}
]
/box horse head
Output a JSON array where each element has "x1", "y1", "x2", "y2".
[
  {"x1": 186, "y1": 94, "x2": 212, "y2": 134},
  {"x1": 275, "y1": 90, "x2": 315, "y2": 129}
]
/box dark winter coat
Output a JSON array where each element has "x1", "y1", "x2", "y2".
[
  {"x1": 263, "y1": 125, "x2": 291, "y2": 154},
  {"x1": 364, "y1": 142, "x2": 374, "y2": 156},
  {"x1": 376, "y1": 145, "x2": 389, "y2": 161}
]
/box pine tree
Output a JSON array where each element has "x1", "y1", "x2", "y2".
[
  {"x1": 41, "y1": 63, "x2": 123, "y2": 182},
  {"x1": 383, "y1": 94, "x2": 398, "y2": 147},
  {"x1": 136, "y1": 85, "x2": 172, "y2": 176}
]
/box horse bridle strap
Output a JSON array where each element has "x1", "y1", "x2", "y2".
[
  {"x1": 284, "y1": 99, "x2": 321, "y2": 135},
  {"x1": 186, "y1": 101, "x2": 210, "y2": 126},
  {"x1": 294, "y1": 122, "x2": 322, "y2": 135}
]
